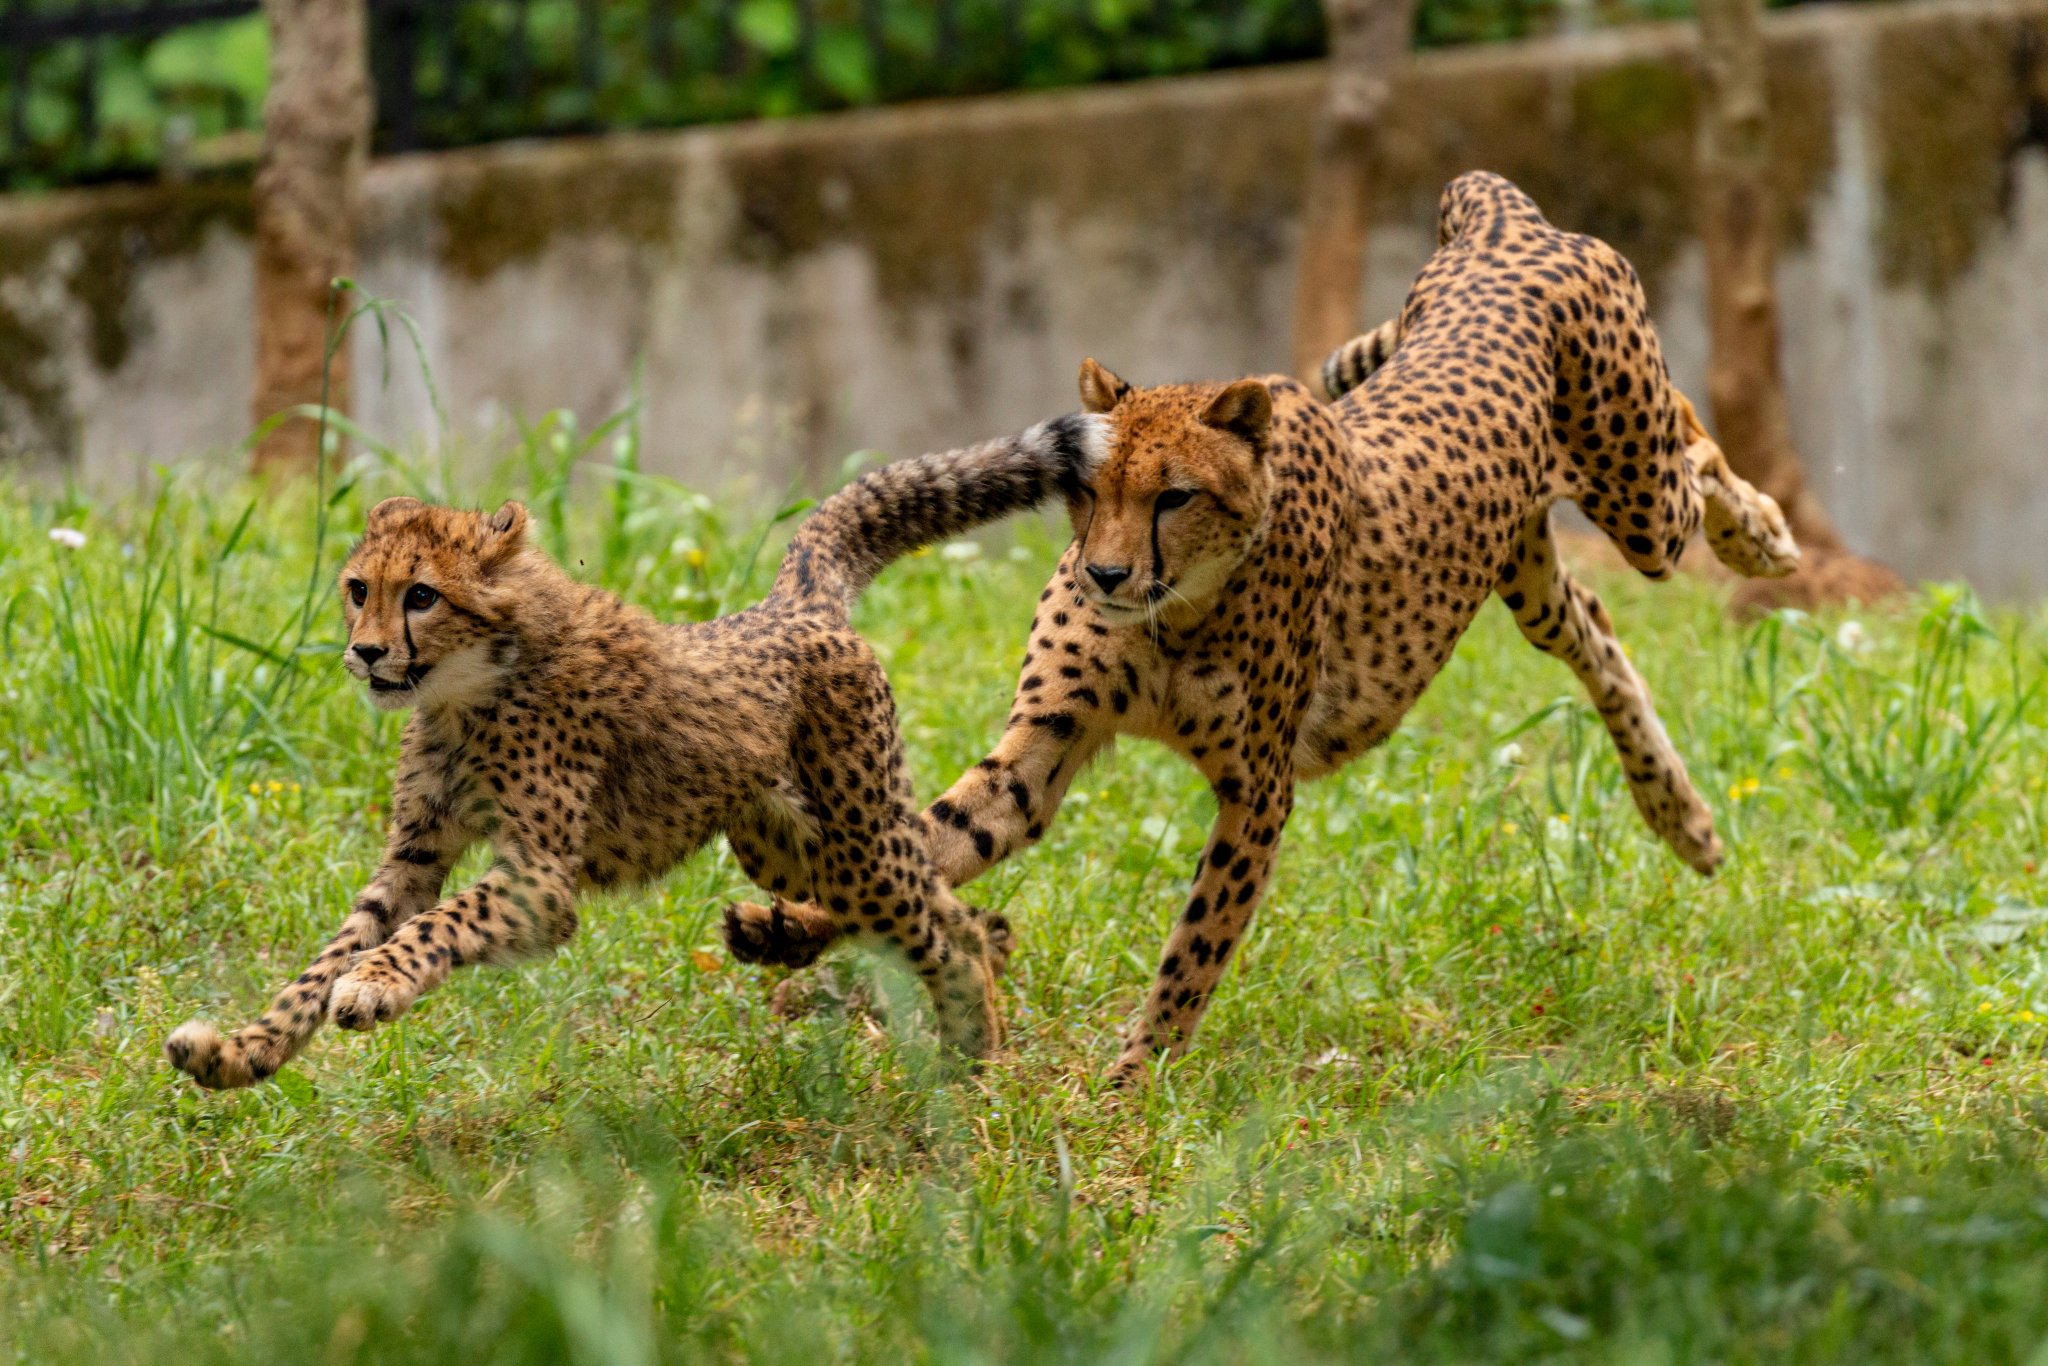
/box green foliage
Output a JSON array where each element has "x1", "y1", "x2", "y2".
[
  {"x1": 0, "y1": 401, "x2": 2043, "y2": 1356},
  {"x1": 4, "y1": 0, "x2": 1873, "y2": 189},
  {"x1": 1781, "y1": 587, "x2": 2038, "y2": 833}
]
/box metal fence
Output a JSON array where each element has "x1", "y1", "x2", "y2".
[{"x1": 0, "y1": 0, "x2": 1327, "y2": 188}]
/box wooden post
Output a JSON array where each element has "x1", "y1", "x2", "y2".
[
  {"x1": 1289, "y1": 0, "x2": 1420, "y2": 385},
  {"x1": 250, "y1": 0, "x2": 372, "y2": 473},
  {"x1": 1696, "y1": 0, "x2": 1902, "y2": 610}
]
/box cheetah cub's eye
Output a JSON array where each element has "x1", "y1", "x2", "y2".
[
  {"x1": 1155, "y1": 488, "x2": 1196, "y2": 512},
  {"x1": 404, "y1": 584, "x2": 440, "y2": 611},
  {"x1": 347, "y1": 580, "x2": 368, "y2": 607}
]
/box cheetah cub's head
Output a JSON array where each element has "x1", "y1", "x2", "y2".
[
  {"x1": 340, "y1": 497, "x2": 531, "y2": 711},
  {"x1": 1066, "y1": 358, "x2": 1274, "y2": 628}
]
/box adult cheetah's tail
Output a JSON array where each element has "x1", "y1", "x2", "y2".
[
  {"x1": 774, "y1": 413, "x2": 1110, "y2": 611},
  {"x1": 1319, "y1": 316, "x2": 1402, "y2": 402}
]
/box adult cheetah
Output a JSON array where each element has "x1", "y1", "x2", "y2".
[
  {"x1": 735, "y1": 171, "x2": 1799, "y2": 1083},
  {"x1": 164, "y1": 415, "x2": 1108, "y2": 1090}
]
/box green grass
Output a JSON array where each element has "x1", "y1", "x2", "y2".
[{"x1": 1, "y1": 451, "x2": 2045, "y2": 1363}]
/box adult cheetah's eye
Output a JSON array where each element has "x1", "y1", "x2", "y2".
[
  {"x1": 404, "y1": 584, "x2": 440, "y2": 612},
  {"x1": 347, "y1": 580, "x2": 368, "y2": 607},
  {"x1": 1155, "y1": 488, "x2": 1196, "y2": 512}
]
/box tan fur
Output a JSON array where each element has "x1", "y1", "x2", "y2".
[
  {"x1": 164, "y1": 416, "x2": 1114, "y2": 1090},
  {"x1": 748, "y1": 172, "x2": 1799, "y2": 1084}
]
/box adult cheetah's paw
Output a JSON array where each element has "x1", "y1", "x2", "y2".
[
  {"x1": 164, "y1": 1020, "x2": 259, "y2": 1089},
  {"x1": 330, "y1": 964, "x2": 415, "y2": 1031},
  {"x1": 1105, "y1": 1048, "x2": 1154, "y2": 1091}
]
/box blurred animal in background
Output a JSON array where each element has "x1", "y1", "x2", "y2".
[
  {"x1": 164, "y1": 414, "x2": 1110, "y2": 1091},
  {"x1": 734, "y1": 170, "x2": 1798, "y2": 1084}
]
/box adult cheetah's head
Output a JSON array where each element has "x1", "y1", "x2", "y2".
[
  {"x1": 1065, "y1": 358, "x2": 1274, "y2": 628},
  {"x1": 339, "y1": 497, "x2": 531, "y2": 711}
]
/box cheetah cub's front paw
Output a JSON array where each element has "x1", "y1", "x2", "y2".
[
  {"x1": 330, "y1": 963, "x2": 416, "y2": 1031},
  {"x1": 165, "y1": 1020, "x2": 257, "y2": 1089},
  {"x1": 1670, "y1": 804, "x2": 1725, "y2": 877}
]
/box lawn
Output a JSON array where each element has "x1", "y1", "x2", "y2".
[{"x1": 1, "y1": 444, "x2": 2045, "y2": 1362}]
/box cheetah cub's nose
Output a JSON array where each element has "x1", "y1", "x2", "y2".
[
  {"x1": 353, "y1": 644, "x2": 388, "y2": 666},
  {"x1": 1086, "y1": 564, "x2": 1132, "y2": 594}
]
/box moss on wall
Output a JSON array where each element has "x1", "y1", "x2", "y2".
[
  {"x1": 429, "y1": 148, "x2": 682, "y2": 281},
  {"x1": 0, "y1": 182, "x2": 251, "y2": 372},
  {"x1": 1874, "y1": 9, "x2": 2048, "y2": 292},
  {"x1": 0, "y1": 181, "x2": 250, "y2": 458},
  {"x1": 703, "y1": 76, "x2": 1315, "y2": 315},
  {"x1": 3, "y1": 0, "x2": 2041, "y2": 471}
]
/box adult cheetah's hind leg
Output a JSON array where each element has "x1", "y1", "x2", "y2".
[
  {"x1": 1674, "y1": 392, "x2": 1801, "y2": 579},
  {"x1": 1497, "y1": 510, "x2": 1724, "y2": 875}
]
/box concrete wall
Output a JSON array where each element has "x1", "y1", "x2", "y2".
[{"x1": 3, "y1": 0, "x2": 2046, "y2": 596}]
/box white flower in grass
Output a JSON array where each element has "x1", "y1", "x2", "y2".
[
  {"x1": 47, "y1": 527, "x2": 85, "y2": 550},
  {"x1": 1492, "y1": 741, "x2": 1524, "y2": 767},
  {"x1": 940, "y1": 540, "x2": 982, "y2": 563},
  {"x1": 1834, "y1": 619, "x2": 1871, "y2": 654}
]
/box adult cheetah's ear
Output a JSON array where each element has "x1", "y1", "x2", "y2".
[
  {"x1": 367, "y1": 496, "x2": 423, "y2": 527},
  {"x1": 1200, "y1": 380, "x2": 1272, "y2": 453},
  {"x1": 483, "y1": 500, "x2": 529, "y2": 562},
  {"x1": 1078, "y1": 357, "x2": 1131, "y2": 413}
]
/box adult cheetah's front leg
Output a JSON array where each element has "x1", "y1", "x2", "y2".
[
  {"x1": 165, "y1": 773, "x2": 464, "y2": 1089},
  {"x1": 1496, "y1": 509, "x2": 1723, "y2": 874},
  {"x1": 924, "y1": 549, "x2": 1142, "y2": 885},
  {"x1": 1111, "y1": 773, "x2": 1296, "y2": 1086}
]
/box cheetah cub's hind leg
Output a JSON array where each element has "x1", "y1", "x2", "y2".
[
  {"x1": 1675, "y1": 392, "x2": 1800, "y2": 579},
  {"x1": 1497, "y1": 510, "x2": 1725, "y2": 875},
  {"x1": 723, "y1": 897, "x2": 843, "y2": 969}
]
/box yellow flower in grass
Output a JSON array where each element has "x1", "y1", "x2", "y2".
[
  {"x1": 1727, "y1": 777, "x2": 1762, "y2": 802},
  {"x1": 684, "y1": 547, "x2": 707, "y2": 571},
  {"x1": 1980, "y1": 1001, "x2": 1995, "y2": 1014}
]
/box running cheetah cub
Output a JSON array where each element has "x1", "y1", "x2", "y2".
[{"x1": 165, "y1": 416, "x2": 1106, "y2": 1090}]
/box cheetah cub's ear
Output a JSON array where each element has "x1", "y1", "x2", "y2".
[
  {"x1": 367, "y1": 495, "x2": 424, "y2": 527},
  {"x1": 1078, "y1": 357, "x2": 1132, "y2": 413},
  {"x1": 482, "y1": 500, "x2": 529, "y2": 564},
  {"x1": 1201, "y1": 379, "x2": 1273, "y2": 453}
]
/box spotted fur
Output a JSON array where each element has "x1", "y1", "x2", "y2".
[
  {"x1": 164, "y1": 416, "x2": 1107, "y2": 1090},
  {"x1": 739, "y1": 171, "x2": 1798, "y2": 1084}
]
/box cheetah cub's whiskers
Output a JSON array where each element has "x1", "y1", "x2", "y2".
[
  {"x1": 166, "y1": 415, "x2": 1107, "y2": 1091},
  {"x1": 757, "y1": 171, "x2": 1800, "y2": 1086}
]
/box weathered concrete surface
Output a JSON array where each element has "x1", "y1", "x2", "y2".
[{"x1": 3, "y1": 0, "x2": 2045, "y2": 596}]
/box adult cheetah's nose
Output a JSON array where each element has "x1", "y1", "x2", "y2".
[
  {"x1": 1086, "y1": 564, "x2": 1132, "y2": 594},
  {"x1": 353, "y1": 643, "x2": 388, "y2": 666}
]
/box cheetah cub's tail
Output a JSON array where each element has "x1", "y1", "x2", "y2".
[
  {"x1": 1674, "y1": 391, "x2": 1801, "y2": 579},
  {"x1": 774, "y1": 413, "x2": 1111, "y2": 612},
  {"x1": 1319, "y1": 316, "x2": 1402, "y2": 402}
]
